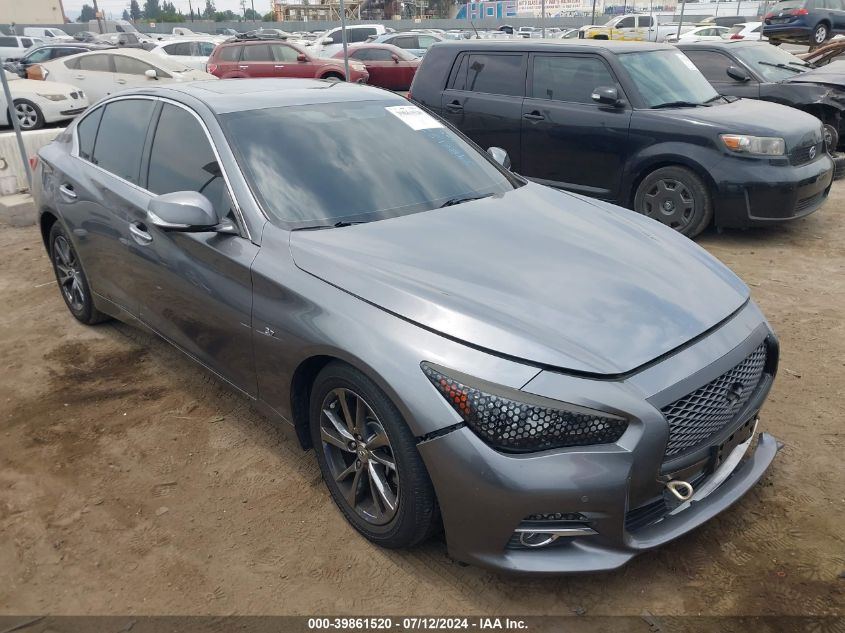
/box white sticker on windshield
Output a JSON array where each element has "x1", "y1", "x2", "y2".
[
  {"x1": 675, "y1": 52, "x2": 698, "y2": 71},
  {"x1": 385, "y1": 105, "x2": 444, "y2": 131}
]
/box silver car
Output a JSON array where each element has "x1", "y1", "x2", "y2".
[{"x1": 33, "y1": 79, "x2": 781, "y2": 573}]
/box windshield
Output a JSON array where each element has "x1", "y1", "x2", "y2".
[
  {"x1": 733, "y1": 44, "x2": 808, "y2": 81},
  {"x1": 618, "y1": 49, "x2": 719, "y2": 108},
  {"x1": 221, "y1": 101, "x2": 519, "y2": 228}
]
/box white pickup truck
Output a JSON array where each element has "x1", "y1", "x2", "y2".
[{"x1": 579, "y1": 14, "x2": 696, "y2": 42}]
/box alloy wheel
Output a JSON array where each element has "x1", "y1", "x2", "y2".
[
  {"x1": 15, "y1": 102, "x2": 38, "y2": 130},
  {"x1": 814, "y1": 25, "x2": 828, "y2": 44},
  {"x1": 53, "y1": 235, "x2": 85, "y2": 312},
  {"x1": 640, "y1": 178, "x2": 696, "y2": 231},
  {"x1": 319, "y1": 387, "x2": 399, "y2": 525}
]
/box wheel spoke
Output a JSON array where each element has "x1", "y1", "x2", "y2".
[
  {"x1": 321, "y1": 424, "x2": 353, "y2": 452},
  {"x1": 346, "y1": 466, "x2": 363, "y2": 508},
  {"x1": 366, "y1": 429, "x2": 390, "y2": 450},
  {"x1": 368, "y1": 462, "x2": 397, "y2": 513},
  {"x1": 322, "y1": 407, "x2": 354, "y2": 444},
  {"x1": 334, "y1": 461, "x2": 357, "y2": 483},
  {"x1": 369, "y1": 451, "x2": 396, "y2": 471},
  {"x1": 333, "y1": 388, "x2": 355, "y2": 434},
  {"x1": 354, "y1": 397, "x2": 368, "y2": 437},
  {"x1": 71, "y1": 279, "x2": 84, "y2": 306}
]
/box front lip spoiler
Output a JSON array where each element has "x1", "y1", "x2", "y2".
[{"x1": 627, "y1": 432, "x2": 780, "y2": 550}]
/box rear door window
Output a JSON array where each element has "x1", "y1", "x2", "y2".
[
  {"x1": 391, "y1": 35, "x2": 418, "y2": 49},
  {"x1": 531, "y1": 55, "x2": 616, "y2": 103},
  {"x1": 76, "y1": 106, "x2": 104, "y2": 162},
  {"x1": 218, "y1": 45, "x2": 241, "y2": 61},
  {"x1": 271, "y1": 44, "x2": 300, "y2": 61},
  {"x1": 163, "y1": 42, "x2": 192, "y2": 56},
  {"x1": 349, "y1": 28, "x2": 376, "y2": 42},
  {"x1": 21, "y1": 38, "x2": 33, "y2": 47},
  {"x1": 91, "y1": 99, "x2": 155, "y2": 184},
  {"x1": 78, "y1": 53, "x2": 114, "y2": 72},
  {"x1": 242, "y1": 44, "x2": 272, "y2": 61},
  {"x1": 464, "y1": 53, "x2": 526, "y2": 96}
]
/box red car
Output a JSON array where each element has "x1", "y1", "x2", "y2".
[
  {"x1": 332, "y1": 43, "x2": 419, "y2": 91},
  {"x1": 207, "y1": 37, "x2": 369, "y2": 83}
]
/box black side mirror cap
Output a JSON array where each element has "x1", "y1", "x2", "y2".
[
  {"x1": 727, "y1": 65, "x2": 751, "y2": 82},
  {"x1": 591, "y1": 85, "x2": 623, "y2": 107}
]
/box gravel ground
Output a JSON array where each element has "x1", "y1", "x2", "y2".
[{"x1": 0, "y1": 187, "x2": 843, "y2": 618}]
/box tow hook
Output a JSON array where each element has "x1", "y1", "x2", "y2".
[{"x1": 665, "y1": 480, "x2": 695, "y2": 501}]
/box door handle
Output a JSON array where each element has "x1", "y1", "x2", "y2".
[
  {"x1": 74, "y1": 75, "x2": 85, "y2": 80},
  {"x1": 445, "y1": 101, "x2": 464, "y2": 112},
  {"x1": 274, "y1": 64, "x2": 285, "y2": 68},
  {"x1": 523, "y1": 111, "x2": 545, "y2": 121},
  {"x1": 129, "y1": 222, "x2": 153, "y2": 245},
  {"x1": 59, "y1": 183, "x2": 77, "y2": 200},
  {"x1": 238, "y1": 65, "x2": 248, "y2": 69},
  {"x1": 116, "y1": 78, "x2": 127, "y2": 84}
]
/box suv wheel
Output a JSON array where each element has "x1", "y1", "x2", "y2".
[
  {"x1": 812, "y1": 22, "x2": 829, "y2": 45},
  {"x1": 823, "y1": 123, "x2": 839, "y2": 154},
  {"x1": 634, "y1": 166, "x2": 713, "y2": 238},
  {"x1": 309, "y1": 362, "x2": 439, "y2": 548}
]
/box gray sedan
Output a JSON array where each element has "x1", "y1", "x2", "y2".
[{"x1": 33, "y1": 79, "x2": 781, "y2": 573}]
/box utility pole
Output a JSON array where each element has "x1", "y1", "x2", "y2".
[
  {"x1": 339, "y1": 0, "x2": 350, "y2": 81},
  {"x1": 541, "y1": 0, "x2": 545, "y2": 37},
  {"x1": 676, "y1": 0, "x2": 687, "y2": 40},
  {"x1": 590, "y1": 0, "x2": 597, "y2": 26},
  {"x1": 251, "y1": 0, "x2": 256, "y2": 20},
  {"x1": 93, "y1": 0, "x2": 105, "y2": 32},
  {"x1": 189, "y1": 0, "x2": 194, "y2": 21}
]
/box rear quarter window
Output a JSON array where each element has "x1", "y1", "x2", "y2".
[
  {"x1": 455, "y1": 53, "x2": 526, "y2": 97},
  {"x1": 218, "y1": 45, "x2": 241, "y2": 61}
]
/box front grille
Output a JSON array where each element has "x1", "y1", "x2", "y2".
[
  {"x1": 662, "y1": 342, "x2": 768, "y2": 458},
  {"x1": 795, "y1": 190, "x2": 825, "y2": 213},
  {"x1": 790, "y1": 142, "x2": 823, "y2": 166}
]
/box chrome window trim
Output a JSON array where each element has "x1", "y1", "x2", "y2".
[{"x1": 71, "y1": 94, "x2": 252, "y2": 241}]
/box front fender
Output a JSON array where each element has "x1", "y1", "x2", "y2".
[{"x1": 622, "y1": 141, "x2": 722, "y2": 206}]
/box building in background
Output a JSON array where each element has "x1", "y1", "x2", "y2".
[{"x1": 0, "y1": 0, "x2": 67, "y2": 25}]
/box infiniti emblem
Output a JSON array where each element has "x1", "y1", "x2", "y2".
[
  {"x1": 725, "y1": 381, "x2": 744, "y2": 405},
  {"x1": 809, "y1": 145, "x2": 817, "y2": 160}
]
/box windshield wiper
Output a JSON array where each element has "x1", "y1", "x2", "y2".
[
  {"x1": 650, "y1": 100, "x2": 705, "y2": 109},
  {"x1": 758, "y1": 60, "x2": 803, "y2": 73},
  {"x1": 291, "y1": 221, "x2": 367, "y2": 231},
  {"x1": 703, "y1": 94, "x2": 724, "y2": 104},
  {"x1": 439, "y1": 193, "x2": 493, "y2": 208}
]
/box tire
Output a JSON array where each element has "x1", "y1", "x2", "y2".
[
  {"x1": 823, "y1": 122, "x2": 839, "y2": 154},
  {"x1": 309, "y1": 362, "x2": 439, "y2": 549},
  {"x1": 48, "y1": 223, "x2": 110, "y2": 325},
  {"x1": 322, "y1": 72, "x2": 344, "y2": 81},
  {"x1": 812, "y1": 22, "x2": 829, "y2": 46},
  {"x1": 633, "y1": 166, "x2": 713, "y2": 238},
  {"x1": 833, "y1": 153, "x2": 845, "y2": 180},
  {"x1": 7, "y1": 99, "x2": 44, "y2": 131}
]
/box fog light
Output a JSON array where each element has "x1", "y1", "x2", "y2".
[{"x1": 508, "y1": 513, "x2": 597, "y2": 549}]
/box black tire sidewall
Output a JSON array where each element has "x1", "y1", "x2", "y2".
[
  {"x1": 634, "y1": 166, "x2": 712, "y2": 238},
  {"x1": 309, "y1": 362, "x2": 438, "y2": 548},
  {"x1": 49, "y1": 223, "x2": 97, "y2": 323}
]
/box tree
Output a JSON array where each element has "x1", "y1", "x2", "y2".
[
  {"x1": 262, "y1": 11, "x2": 275, "y2": 20},
  {"x1": 122, "y1": 8, "x2": 131, "y2": 19},
  {"x1": 77, "y1": 3, "x2": 96, "y2": 22},
  {"x1": 203, "y1": 0, "x2": 216, "y2": 19},
  {"x1": 143, "y1": 0, "x2": 161, "y2": 19},
  {"x1": 130, "y1": 0, "x2": 142, "y2": 20},
  {"x1": 244, "y1": 7, "x2": 260, "y2": 19}
]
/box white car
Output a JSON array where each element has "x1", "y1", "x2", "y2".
[
  {"x1": 665, "y1": 25, "x2": 731, "y2": 43},
  {"x1": 23, "y1": 27, "x2": 73, "y2": 41},
  {"x1": 32, "y1": 49, "x2": 217, "y2": 103},
  {"x1": 148, "y1": 38, "x2": 219, "y2": 71},
  {"x1": 727, "y1": 22, "x2": 767, "y2": 41},
  {"x1": 0, "y1": 35, "x2": 45, "y2": 61},
  {"x1": 1, "y1": 70, "x2": 88, "y2": 130}
]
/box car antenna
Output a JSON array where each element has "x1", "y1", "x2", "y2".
[{"x1": 470, "y1": 21, "x2": 480, "y2": 39}]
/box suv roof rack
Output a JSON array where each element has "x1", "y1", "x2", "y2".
[{"x1": 228, "y1": 31, "x2": 291, "y2": 42}]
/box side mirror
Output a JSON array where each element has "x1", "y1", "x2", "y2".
[
  {"x1": 726, "y1": 65, "x2": 750, "y2": 82},
  {"x1": 487, "y1": 146, "x2": 511, "y2": 170},
  {"x1": 391, "y1": 53, "x2": 400, "y2": 63},
  {"x1": 591, "y1": 85, "x2": 622, "y2": 106},
  {"x1": 147, "y1": 191, "x2": 218, "y2": 231},
  {"x1": 145, "y1": 68, "x2": 157, "y2": 79},
  {"x1": 297, "y1": 53, "x2": 307, "y2": 62}
]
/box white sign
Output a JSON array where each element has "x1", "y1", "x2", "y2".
[{"x1": 385, "y1": 105, "x2": 444, "y2": 131}]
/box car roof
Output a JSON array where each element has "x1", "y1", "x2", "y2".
[
  {"x1": 142, "y1": 78, "x2": 407, "y2": 114},
  {"x1": 676, "y1": 39, "x2": 766, "y2": 48},
  {"x1": 429, "y1": 39, "x2": 668, "y2": 53}
]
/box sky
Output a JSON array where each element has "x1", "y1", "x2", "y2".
[{"x1": 61, "y1": 0, "x2": 275, "y2": 20}]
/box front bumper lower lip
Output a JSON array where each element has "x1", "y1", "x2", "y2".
[{"x1": 419, "y1": 428, "x2": 780, "y2": 574}]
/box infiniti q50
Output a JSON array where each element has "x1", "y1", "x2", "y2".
[{"x1": 33, "y1": 79, "x2": 781, "y2": 573}]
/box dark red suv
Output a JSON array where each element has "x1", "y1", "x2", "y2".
[{"x1": 207, "y1": 37, "x2": 369, "y2": 83}]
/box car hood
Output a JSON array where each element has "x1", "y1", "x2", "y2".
[
  {"x1": 8, "y1": 77, "x2": 79, "y2": 96},
  {"x1": 289, "y1": 184, "x2": 749, "y2": 375},
  {"x1": 649, "y1": 98, "x2": 822, "y2": 148},
  {"x1": 782, "y1": 60, "x2": 845, "y2": 88}
]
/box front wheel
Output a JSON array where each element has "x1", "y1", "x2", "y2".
[
  {"x1": 8, "y1": 99, "x2": 44, "y2": 130},
  {"x1": 633, "y1": 166, "x2": 713, "y2": 238},
  {"x1": 309, "y1": 362, "x2": 439, "y2": 548},
  {"x1": 812, "y1": 23, "x2": 829, "y2": 45},
  {"x1": 823, "y1": 122, "x2": 839, "y2": 154}
]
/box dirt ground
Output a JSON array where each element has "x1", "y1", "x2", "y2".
[{"x1": 0, "y1": 187, "x2": 843, "y2": 620}]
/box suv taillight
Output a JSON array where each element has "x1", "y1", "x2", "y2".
[
  {"x1": 206, "y1": 63, "x2": 217, "y2": 74},
  {"x1": 730, "y1": 33, "x2": 745, "y2": 39},
  {"x1": 791, "y1": 7, "x2": 809, "y2": 15}
]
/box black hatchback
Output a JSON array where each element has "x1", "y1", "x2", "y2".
[
  {"x1": 410, "y1": 40, "x2": 833, "y2": 237},
  {"x1": 6, "y1": 42, "x2": 114, "y2": 77}
]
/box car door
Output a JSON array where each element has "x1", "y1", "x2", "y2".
[
  {"x1": 129, "y1": 101, "x2": 259, "y2": 395},
  {"x1": 683, "y1": 49, "x2": 761, "y2": 98},
  {"x1": 440, "y1": 51, "x2": 526, "y2": 171},
  {"x1": 351, "y1": 47, "x2": 392, "y2": 87},
  {"x1": 239, "y1": 44, "x2": 276, "y2": 77},
  {"x1": 112, "y1": 53, "x2": 172, "y2": 92},
  {"x1": 614, "y1": 16, "x2": 638, "y2": 40},
  {"x1": 215, "y1": 44, "x2": 242, "y2": 76},
  {"x1": 65, "y1": 53, "x2": 116, "y2": 101},
  {"x1": 54, "y1": 98, "x2": 157, "y2": 313},
  {"x1": 270, "y1": 43, "x2": 310, "y2": 78},
  {"x1": 520, "y1": 53, "x2": 631, "y2": 200}
]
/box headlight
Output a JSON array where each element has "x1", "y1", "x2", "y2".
[
  {"x1": 720, "y1": 134, "x2": 785, "y2": 156},
  {"x1": 37, "y1": 93, "x2": 67, "y2": 101},
  {"x1": 422, "y1": 363, "x2": 628, "y2": 453}
]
